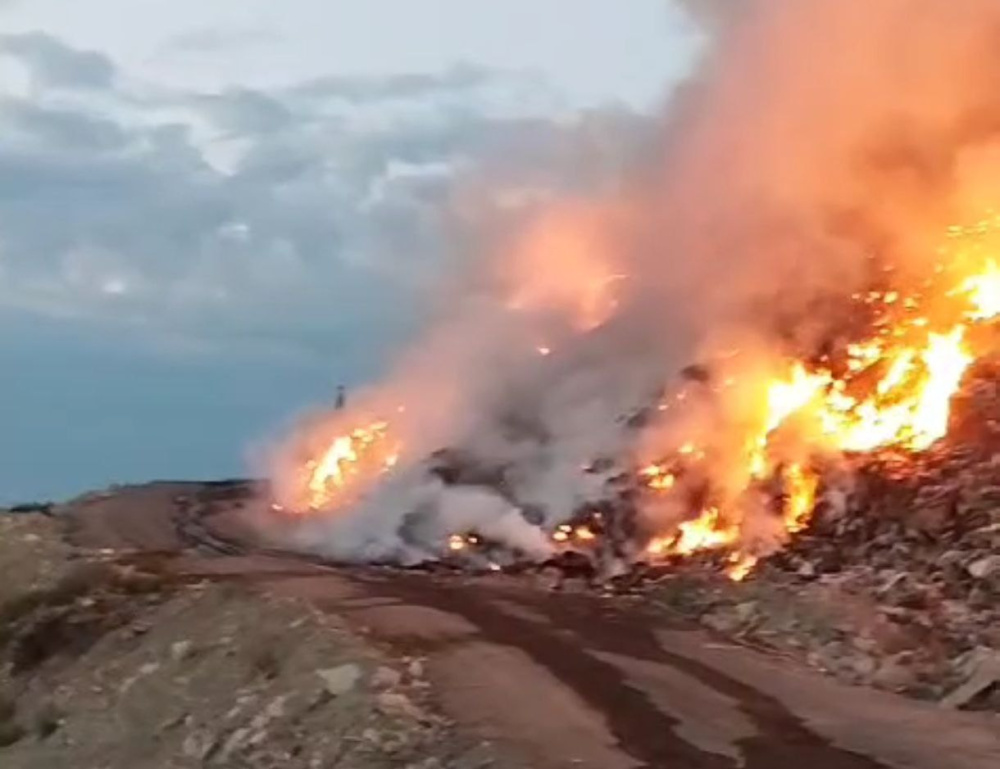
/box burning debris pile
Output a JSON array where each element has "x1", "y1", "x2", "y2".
[
  {"x1": 254, "y1": 0, "x2": 1000, "y2": 701},
  {"x1": 736, "y1": 361, "x2": 1000, "y2": 707},
  {"x1": 264, "y1": 235, "x2": 1000, "y2": 581}
]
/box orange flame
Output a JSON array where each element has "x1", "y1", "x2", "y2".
[
  {"x1": 294, "y1": 420, "x2": 400, "y2": 512},
  {"x1": 640, "y1": 223, "x2": 999, "y2": 580},
  {"x1": 958, "y1": 259, "x2": 1000, "y2": 321},
  {"x1": 782, "y1": 463, "x2": 817, "y2": 534}
]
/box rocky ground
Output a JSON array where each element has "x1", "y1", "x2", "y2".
[
  {"x1": 0, "y1": 510, "x2": 515, "y2": 769},
  {"x1": 2, "y1": 486, "x2": 999, "y2": 768}
]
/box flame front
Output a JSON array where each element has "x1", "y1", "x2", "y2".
[
  {"x1": 639, "y1": 222, "x2": 1000, "y2": 578},
  {"x1": 274, "y1": 218, "x2": 1000, "y2": 579}
]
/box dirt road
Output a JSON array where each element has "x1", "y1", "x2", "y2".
[{"x1": 64, "y1": 482, "x2": 1000, "y2": 769}]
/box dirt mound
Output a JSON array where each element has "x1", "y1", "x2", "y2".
[{"x1": 0, "y1": 509, "x2": 516, "y2": 769}]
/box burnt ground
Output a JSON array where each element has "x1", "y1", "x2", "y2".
[{"x1": 1, "y1": 482, "x2": 998, "y2": 769}]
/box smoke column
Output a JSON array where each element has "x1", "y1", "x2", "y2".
[{"x1": 262, "y1": 0, "x2": 1000, "y2": 563}]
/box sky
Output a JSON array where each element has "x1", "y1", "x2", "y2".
[{"x1": 0, "y1": 0, "x2": 702, "y2": 503}]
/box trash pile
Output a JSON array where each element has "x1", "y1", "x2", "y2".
[{"x1": 657, "y1": 359, "x2": 1000, "y2": 710}]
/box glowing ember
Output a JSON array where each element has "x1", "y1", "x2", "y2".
[
  {"x1": 574, "y1": 526, "x2": 597, "y2": 542},
  {"x1": 552, "y1": 524, "x2": 573, "y2": 543},
  {"x1": 726, "y1": 554, "x2": 758, "y2": 582},
  {"x1": 640, "y1": 464, "x2": 675, "y2": 490}
]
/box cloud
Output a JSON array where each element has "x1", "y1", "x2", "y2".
[
  {"x1": 0, "y1": 32, "x2": 116, "y2": 90},
  {"x1": 162, "y1": 26, "x2": 276, "y2": 54},
  {"x1": 0, "y1": 34, "x2": 648, "y2": 372},
  {"x1": 191, "y1": 88, "x2": 294, "y2": 134},
  {"x1": 289, "y1": 63, "x2": 497, "y2": 103}
]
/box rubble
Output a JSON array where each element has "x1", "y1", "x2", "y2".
[
  {"x1": 941, "y1": 648, "x2": 1000, "y2": 709},
  {"x1": 316, "y1": 663, "x2": 363, "y2": 697},
  {"x1": 649, "y1": 359, "x2": 1000, "y2": 710},
  {"x1": 355, "y1": 356, "x2": 1000, "y2": 712}
]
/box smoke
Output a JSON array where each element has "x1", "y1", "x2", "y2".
[{"x1": 262, "y1": 0, "x2": 1000, "y2": 563}]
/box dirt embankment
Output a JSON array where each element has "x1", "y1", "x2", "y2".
[{"x1": 0, "y1": 507, "x2": 514, "y2": 769}]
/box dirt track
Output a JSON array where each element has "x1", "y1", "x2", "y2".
[{"x1": 63, "y1": 482, "x2": 1000, "y2": 769}]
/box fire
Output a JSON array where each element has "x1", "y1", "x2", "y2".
[
  {"x1": 640, "y1": 464, "x2": 675, "y2": 490},
  {"x1": 552, "y1": 524, "x2": 572, "y2": 543},
  {"x1": 294, "y1": 420, "x2": 400, "y2": 512},
  {"x1": 726, "y1": 554, "x2": 758, "y2": 582},
  {"x1": 959, "y1": 260, "x2": 1000, "y2": 321},
  {"x1": 806, "y1": 327, "x2": 974, "y2": 453},
  {"x1": 574, "y1": 526, "x2": 597, "y2": 542},
  {"x1": 646, "y1": 507, "x2": 738, "y2": 558},
  {"x1": 782, "y1": 463, "x2": 817, "y2": 534},
  {"x1": 276, "y1": 216, "x2": 999, "y2": 585},
  {"x1": 640, "y1": 228, "x2": 999, "y2": 580},
  {"x1": 674, "y1": 508, "x2": 737, "y2": 554}
]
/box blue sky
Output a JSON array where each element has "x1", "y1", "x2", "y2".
[{"x1": 0, "y1": 1, "x2": 701, "y2": 503}]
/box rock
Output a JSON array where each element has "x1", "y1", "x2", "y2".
[
  {"x1": 127, "y1": 622, "x2": 151, "y2": 637},
  {"x1": 119, "y1": 661, "x2": 161, "y2": 694},
  {"x1": 376, "y1": 691, "x2": 427, "y2": 722},
  {"x1": 218, "y1": 727, "x2": 250, "y2": 761},
  {"x1": 941, "y1": 648, "x2": 1000, "y2": 709},
  {"x1": 702, "y1": 606, "x2": 743, "y2": 635},
  {"x1": 734, "y1": 601, "x2": 759, "y2": 624},
  {"x1": 909, "y1": 504, "x2": 951, "y2": 535},
  {"x1": 372, "y1": 666, "x2": 403, "y2": 689},
  {"x1": 407, "y1": 659, "x2": 425, "y2": 679},
  {"x1": 250, "y1": 695, "x2": 287, "y2": 729},
  {"x1": 871, "y1": 654, "x2": 918, "y2": 692},
  {"x1": 170, "y1": 640, "x2": 194, "y2": 662},
  {"x1": 966, "y1": 555, "x2": 1000, "y2": 580},
  {"x1": 182, "y1": 730, "x2": 218, "y2": 761},
  {"x1": 248, "y1": 729, "x2": 268, "y2": 747},
  {"x1": 316, "y1": 664, "x2": 363, "y2": 697},
  {"x1": 849, "y1": 653, "x2": 878, "y2": 681}
]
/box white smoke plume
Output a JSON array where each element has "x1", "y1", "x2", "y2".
[{"x1": 260, "y1": 0, "x2": 1000, "y2": 563}]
